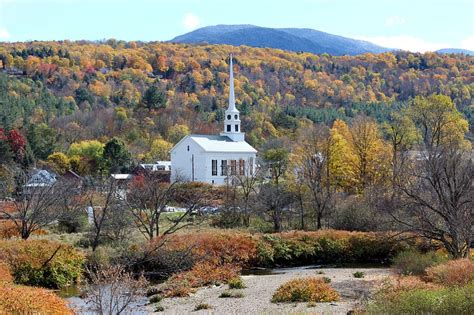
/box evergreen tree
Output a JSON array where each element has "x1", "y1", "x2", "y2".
[{"x1": 103, "y1": 137, "x2": 131, "y2": 173}]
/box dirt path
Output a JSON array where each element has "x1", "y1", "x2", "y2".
[{"x1": 159, "y1": 267, "x2": 393, "y2": 314}]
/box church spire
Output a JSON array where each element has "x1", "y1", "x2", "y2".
[
  {"x1": 228, "y1": 54, "x2": 237, "y2": 111},
  {"x1": 221, "y1": 53, "x2": 244, "y2": 142}
]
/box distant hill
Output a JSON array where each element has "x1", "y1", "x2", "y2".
[
  {"x1": 170, "y1": 25, "x2": 389, "y2": 56},
  {"x1": 436, "y1": 48, "x2": 474, "y2": 56}
]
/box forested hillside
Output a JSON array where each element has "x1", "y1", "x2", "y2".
[{"x1": 0, "y1": 40, "x2": 473, "y2": 170}]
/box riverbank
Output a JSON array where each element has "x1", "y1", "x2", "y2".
[{"x1": 159, "y1": 266, "x2": 393, "y2": 314}]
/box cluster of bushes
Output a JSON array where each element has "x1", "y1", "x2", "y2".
[
  {"x1": 0, "y1": 258, "x2": 72, "y2": 314},
  {"x1": 147, "y1": 230, "x2": 418, "y2": 297},
  {"x1": 255, "y1": 230, "x2": 414, "y2": 266},
  {"x1": 369, "y1": 258, "x2": 474, "y2": 314},
  {"x1": 271, "y1": 277, "x2": 339, "y2": 303},
  {"x1": 0, "y1": 239, "x2": 84, "y2": 289}
]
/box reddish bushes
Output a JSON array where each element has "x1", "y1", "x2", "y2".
[
  {"x1": 165, "y1": 231, "x2": 258, "y2": 267},
  {"x1": 272, "y1": 277, "x2": 340, "y2": 303},
  {"x1": 156, "y1": 232, "x2": 253, "y2": 297},
  {"x1": 163, "y1": 262, "x2": 239, "y2": 297},
  {"x1": 425, "y1": 259, "x2": 474, "y2": 287}
]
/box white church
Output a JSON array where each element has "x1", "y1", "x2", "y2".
[{"x1": 170, "y1": 55, "x2": 257, "y2": 185}]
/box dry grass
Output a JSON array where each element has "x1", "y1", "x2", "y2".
[{"x1": 0, "y1": 262, "x2": 12, "y2": 284}]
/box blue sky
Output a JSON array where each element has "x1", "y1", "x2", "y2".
[{"x1": 0, "y1": 0, "x2": 473, "y2": 52}]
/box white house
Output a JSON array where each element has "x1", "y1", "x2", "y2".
[{"x1": 170, "y1": 55, "x2": 257, "y2": 185}]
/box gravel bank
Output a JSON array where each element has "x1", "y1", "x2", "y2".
[{"x1": 159, "y1": 267, "x2": 393, "y2": 314}]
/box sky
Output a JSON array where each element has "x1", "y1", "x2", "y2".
[{"x1": 0, "y1": 0, "x2": 473, "y2": 52}]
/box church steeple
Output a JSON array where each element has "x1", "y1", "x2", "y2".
[
  {"x1": 228, "y1": 54, "x2": 236, "y2": 111},
  {"x1": 221, "y1": 54, "x2": 245, "y2": 142}
]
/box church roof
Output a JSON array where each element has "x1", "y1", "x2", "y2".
[{"x1": 172, "y1": 134, "x2": 257, "y2": 153}]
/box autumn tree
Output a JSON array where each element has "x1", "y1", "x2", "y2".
[
  {"x1": 0, "y1": 169, "x2": 75, "y2": 239},
  {"x1": 262, "y1": 147, "x2": 290, "y2": 186},
  {"x1": 383, "y1": 111, "x2": 420, "y2": 187},
  {"x1": 124, "y1": 173, "x2": 180, "y2": 240},
  {"x1": 46, "y1": 152, "x2": 70, "y2": 174},
  {"x1": 257, "y1": 183, "x2": 294, "y2": 232},
  {"x1": 145, "y1": 138, "x2": 173, "y2": 162},
  {"x1": 228, "y1": 158, "x2": 261, "y2": 227},
  {"x1": 409, "y1": 94, "x2": 469, "y2": 149},
  {"x1": 294, "y1": 125, "x2": 335, "y2": 229},
  {"x1": 84, "y1": 177, "x2": 126, "y2": 251},
  {"x1": 392, "y1": 94, "x2": 473, "y2": 258},
  {"x1": 348, "y1": 116, "x2": 391, "y2": 192},
  {"x1": 395, "y1": 145, "x2": 473, "y2": 258}
]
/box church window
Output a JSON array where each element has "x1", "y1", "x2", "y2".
[
  {"x1": 235, "y1": 124, "x2": 239, "y2": 132},
  {"x1": 230, "y1": 160, "x2": 237, "y2": 175},
  {"x1": 227, "y1": 124, "x2": 231, "y2": 132},
  {"x1": 239, "y1": 159, "x2": 245, "y2": 175},
  {"x1": 221, "y1": 160, "x2": 228, "y2": 176},
  {"x1": 234, "y1": 114, "x2": 238, "y2": 119},
  {"x1": 211, "y1": 160, "x2": 217, "y2": 176},
  {"x1": 187, "y1": 145, "x2": 190, "y2": 151},
  {"x1": 227, "y1": 115, "x2": 231, "y2": 120}
]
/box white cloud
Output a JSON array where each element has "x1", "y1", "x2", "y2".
[
  {"x1": 460, "y1": 36, "x2": 474, "y2": 51},
  {"x1": 182, "y1": 12, "x2": 200, "y2": 30},
  {"x1": 0, "y1": 27, "x2": 10, "y2": 40},
  {"x1": 356, "y1": 35, "x2": 449, "y2": 53},
  {"x1": 385, "y1": 16, "x2": 406, "y2": 26}
]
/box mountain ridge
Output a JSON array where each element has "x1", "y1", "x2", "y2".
[
  {"x1": 170, "y1": 25, "x2": 473, "y2": 56},
  {"x1": 170, "y1": 24, "x2": 388, "y2": 56}
]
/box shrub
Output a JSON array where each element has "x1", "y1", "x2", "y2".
[
  {"x1": 149, "y1": 294, "x2": 163, "y2": 303},
  {"x1": 392, "y1": 250, "x2": 447, "y2": 276},
  {"x1": 0, "y1": 284, "x2": 73, "y2": 314},
  {"x1": 228, "y1": 276, "x2": 246, "y2": 289},
  {"x1": 155, "y1": 305, "x2": 164, "y2": 312},
  {"x1": 162, "y1": 263, "x2": 239, "y2": 297},
  {"x1": 219, "y1": 290, "x2": 244, "y2": 298},
  {"x1": 194, "y1": 303, "x2": 212, "y2": 311},
  {"x1": 271, "y1": 277, "x2": 339, "y2": 303},
  {"x1": 322, "y1": 276, "x2": 331, "y2": 283},
  {"x1": 368, "y1": 281, "x2": 474, "y2": 314},
  {"x1": 425, "y1": 259, "x2": 474, "y2": 287},
  {"x1": 353, "y1": 271, "x2": 365, "y2": 278},
  {"x1": 0, "y1": 239, "x2": 84, "y2": 288},
  {"x1": 257, "y1": 230, "x2": 404, "y2": 266}
]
